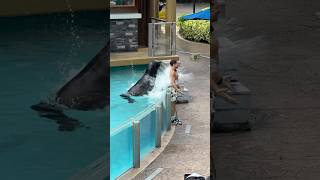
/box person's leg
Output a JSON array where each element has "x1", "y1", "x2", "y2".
[
  {"x1": 171, "y1": 102, "x2": 179, "y2": 125},
  {"x1": 171, "y1": 101, "x2": 176, "y2": 117},
  {"x1": 174, "y1": 107, "x2": 182, "y2": 125},
  {"x1": 172, "y1": 99, "x2": 182, "y2": 125}
]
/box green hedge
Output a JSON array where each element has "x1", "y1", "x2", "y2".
[{"x1": 177, "y1": 18, "x2": 210, "y2": 43}]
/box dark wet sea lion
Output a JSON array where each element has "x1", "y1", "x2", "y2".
[
  {"x1": 55, "y1": 44, "x2": 109, "y2": 110},
  {"x1": 120, "y1": 60, "x2": 163, "y2": 103},
  {"x1": 31, "y1": 43, "x2": 109, "y2": 131}
]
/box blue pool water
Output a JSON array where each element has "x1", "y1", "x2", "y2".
[
  {"x1": 0, "y1": 11, "x2": 108, "y2": 179},
  {"x1": 110, "y1": 66, "x2": 166, "y2": 179},
  {"x1": 110, "y1": 66, "x2": 157, "y2": 129}
]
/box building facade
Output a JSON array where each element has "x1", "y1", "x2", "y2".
[{"x1": 110, "y1": 0, "x2": 176, "y2": 53}]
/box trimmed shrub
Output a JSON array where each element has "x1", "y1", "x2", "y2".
[{"x1": 177, "y1": 18, "x2": 210, "y2": 43}]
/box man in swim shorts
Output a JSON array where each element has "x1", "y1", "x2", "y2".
[{"x1": 169, "y1": 59, "x2": 182, "y2": 125}]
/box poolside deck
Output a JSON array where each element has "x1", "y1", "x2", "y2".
[
  {"x1": 132, "y1": 51, "x2": 210, "y2": 179},
  {"x1": 127, "y1": 4, "x2": 211, "y2": 178},
  {"x1": 110, "y1": 48, "x2": 179, "y2": 67}
]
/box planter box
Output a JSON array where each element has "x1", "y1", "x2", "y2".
[{"x1": 176, "y1": 33, "x2": 209, "y2": 55}]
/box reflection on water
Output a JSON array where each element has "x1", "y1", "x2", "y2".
[{"x1": 0, "y1": 10, "x2": 108, "y2": 179}]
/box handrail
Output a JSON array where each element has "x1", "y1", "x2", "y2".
[
  {"x1": 110, "y1": 118, "x2": 132, "y2": 137},
  {"x1": 148, "y1": 21, "x2": 176, "y2": 56},
  {"x1": 133, "y1": 103, "x2": 157, "y2": 121},
  {"x1": 150, "y1": 21, "x2": 176, "y2": 25},
  {"x1": 110, "y1": 104, "x2": 156, "y2": 136},
  {"x1": 110, "y1": 95, "x2": 165, "y2": 136},
  {"x1": 150, "y1": 17, "x2": 167, "y2": 22}
]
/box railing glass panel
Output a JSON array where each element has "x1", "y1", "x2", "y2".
[
  {"x1": 149, "y1": 22, "x2": 176, "y2": 57},
  {"x1": 110, "y1": 120, "x2": 133, "y2": 179},
  {"x1": 139, "y1": 108, "x2": 156, "y2": 159},
  {"x1": 110, "y1": 92, "x2": 171, "y2": 179}
]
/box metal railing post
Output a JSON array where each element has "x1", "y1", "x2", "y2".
[
  {"x1": 169, "y1": 23, "x2": 172, "y2": 55},
  {"x1": 152, "y1": 23, "x2": 156, "y2": 56},
  {"x1": 148, "y1": 23, "x2": 153, "y2": 56},
  {"x1": 155, "y1": 105, "x2": 162, "y2": 147},
  {"x1": 132, "y1": 119, "x2": 140, "y2": 168},
  {"x1": 166, "y1": 90, "x2": 171, "y2": 131},
  {"x1": 172, "y1": 22, "x2": 176, "y2": 55}
]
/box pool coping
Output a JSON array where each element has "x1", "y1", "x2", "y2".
[
  {"x1": 117, "y1": 125, "x2": 176, "y2": 180},
  {"x1": 68, "y1": 154, "x2": 108, "y2": 180},
  {"x1": 110, "y1": 47, "x2": 179, "y2": 67}
]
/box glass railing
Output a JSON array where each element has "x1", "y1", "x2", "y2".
[
  {"x1": 148, "y1": 20, "x2": 176, "y2": 57},
  {"x1": 110, "y1": 90, "x2": 172, "y2": 179}
]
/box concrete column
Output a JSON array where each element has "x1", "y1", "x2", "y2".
[
  {"x1": 166, "y1": 0, "x2": 176, "y2": 22},
  {"x1": 165, "y1": 0, "x2": 176, "y2": 55},
  {"x1": 150, "y1": 0, "x2": 159, "y2": 18}
]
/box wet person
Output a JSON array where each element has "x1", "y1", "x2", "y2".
[{"x1": 169, "y1": 59, "x2": 182, "y2": 125}]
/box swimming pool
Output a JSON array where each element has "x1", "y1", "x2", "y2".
[
  {"x1": 110, "y1": 65, "x2": 158, "y2": 129},
  {"x1": 0, "y1": 11, "x2": 108, "y2": 179},
  {"x1": 110, "y1": 65, "x2": 171, "y2": 179}
]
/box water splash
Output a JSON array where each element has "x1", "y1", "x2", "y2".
[
  {"x1": 58, "y1": 0, "x2": 82, "y2": 76},
  {"x1": 125, "y1": 63, "x2": 143, "y2": 91},
  {"x1": 178, "y1": 71, "x2": 194, "y2": 84},
  {"x1": 147, "y1": 63, "x2": 194, "y2": 101},
  {"x1": 147, "y1": 64, "x2": 170, "y2": 100}
]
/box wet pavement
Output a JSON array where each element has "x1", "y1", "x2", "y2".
[
  {"x1": 133, "y1": 50, "x2": 210, "y2": 180},
  {"x1": 213, "y1": 0, "x2": 320, "y2": 179},
  {"x1": 132, "y1": 4, "x2": 211, "y2": 179}
]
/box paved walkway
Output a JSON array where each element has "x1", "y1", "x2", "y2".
[
  {"x1": 133, "y1": 53, "x2": 210, "y2": 179},
  {"x1": 133, "y1": 4, "x2": 210, "y2": 179},
  {"x1": 214, "y1": 0, "x2": 320, "y2": 179}
]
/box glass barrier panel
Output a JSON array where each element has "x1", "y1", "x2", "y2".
[
  {"x1": 139, "y1": 109, "x2": 156, "y2": 159},
  {"x1": 149, "y1": 22, "x2": 176, "y2": 57},
  {"x1": 161, "y1": 92, "x2": 169, "y2": 133},
  {"x1": 167, "y1": 92, "x2": 172, "y2": 129},
  {"x1": 110, "y1": 92, "x2": 168, "y2": 179},
  {"x1": 110, "y1": 121, "x2": 133, "y2": 179}
]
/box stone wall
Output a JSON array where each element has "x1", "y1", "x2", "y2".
[{"x1": 110, "y1": 19, "x2": 139, "y2": 52}]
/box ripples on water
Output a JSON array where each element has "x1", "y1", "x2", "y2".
[{"x1": 0, "y1": 10, "x2": 108, "y2": 179}]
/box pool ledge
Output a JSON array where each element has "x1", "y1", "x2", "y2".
[
  {"x1": 117, "y1": 125, "x2": 176, "y2": 180},
  {"x1": 111, "y1": 48, "x2": 179, "y2": 67},
  {"x1": 69, "y1": 154, "x2": 108, "y2": 180}
]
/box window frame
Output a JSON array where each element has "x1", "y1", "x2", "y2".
[{"x1": 110, "y1": 0, "x2": 137, "y2": 12}]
